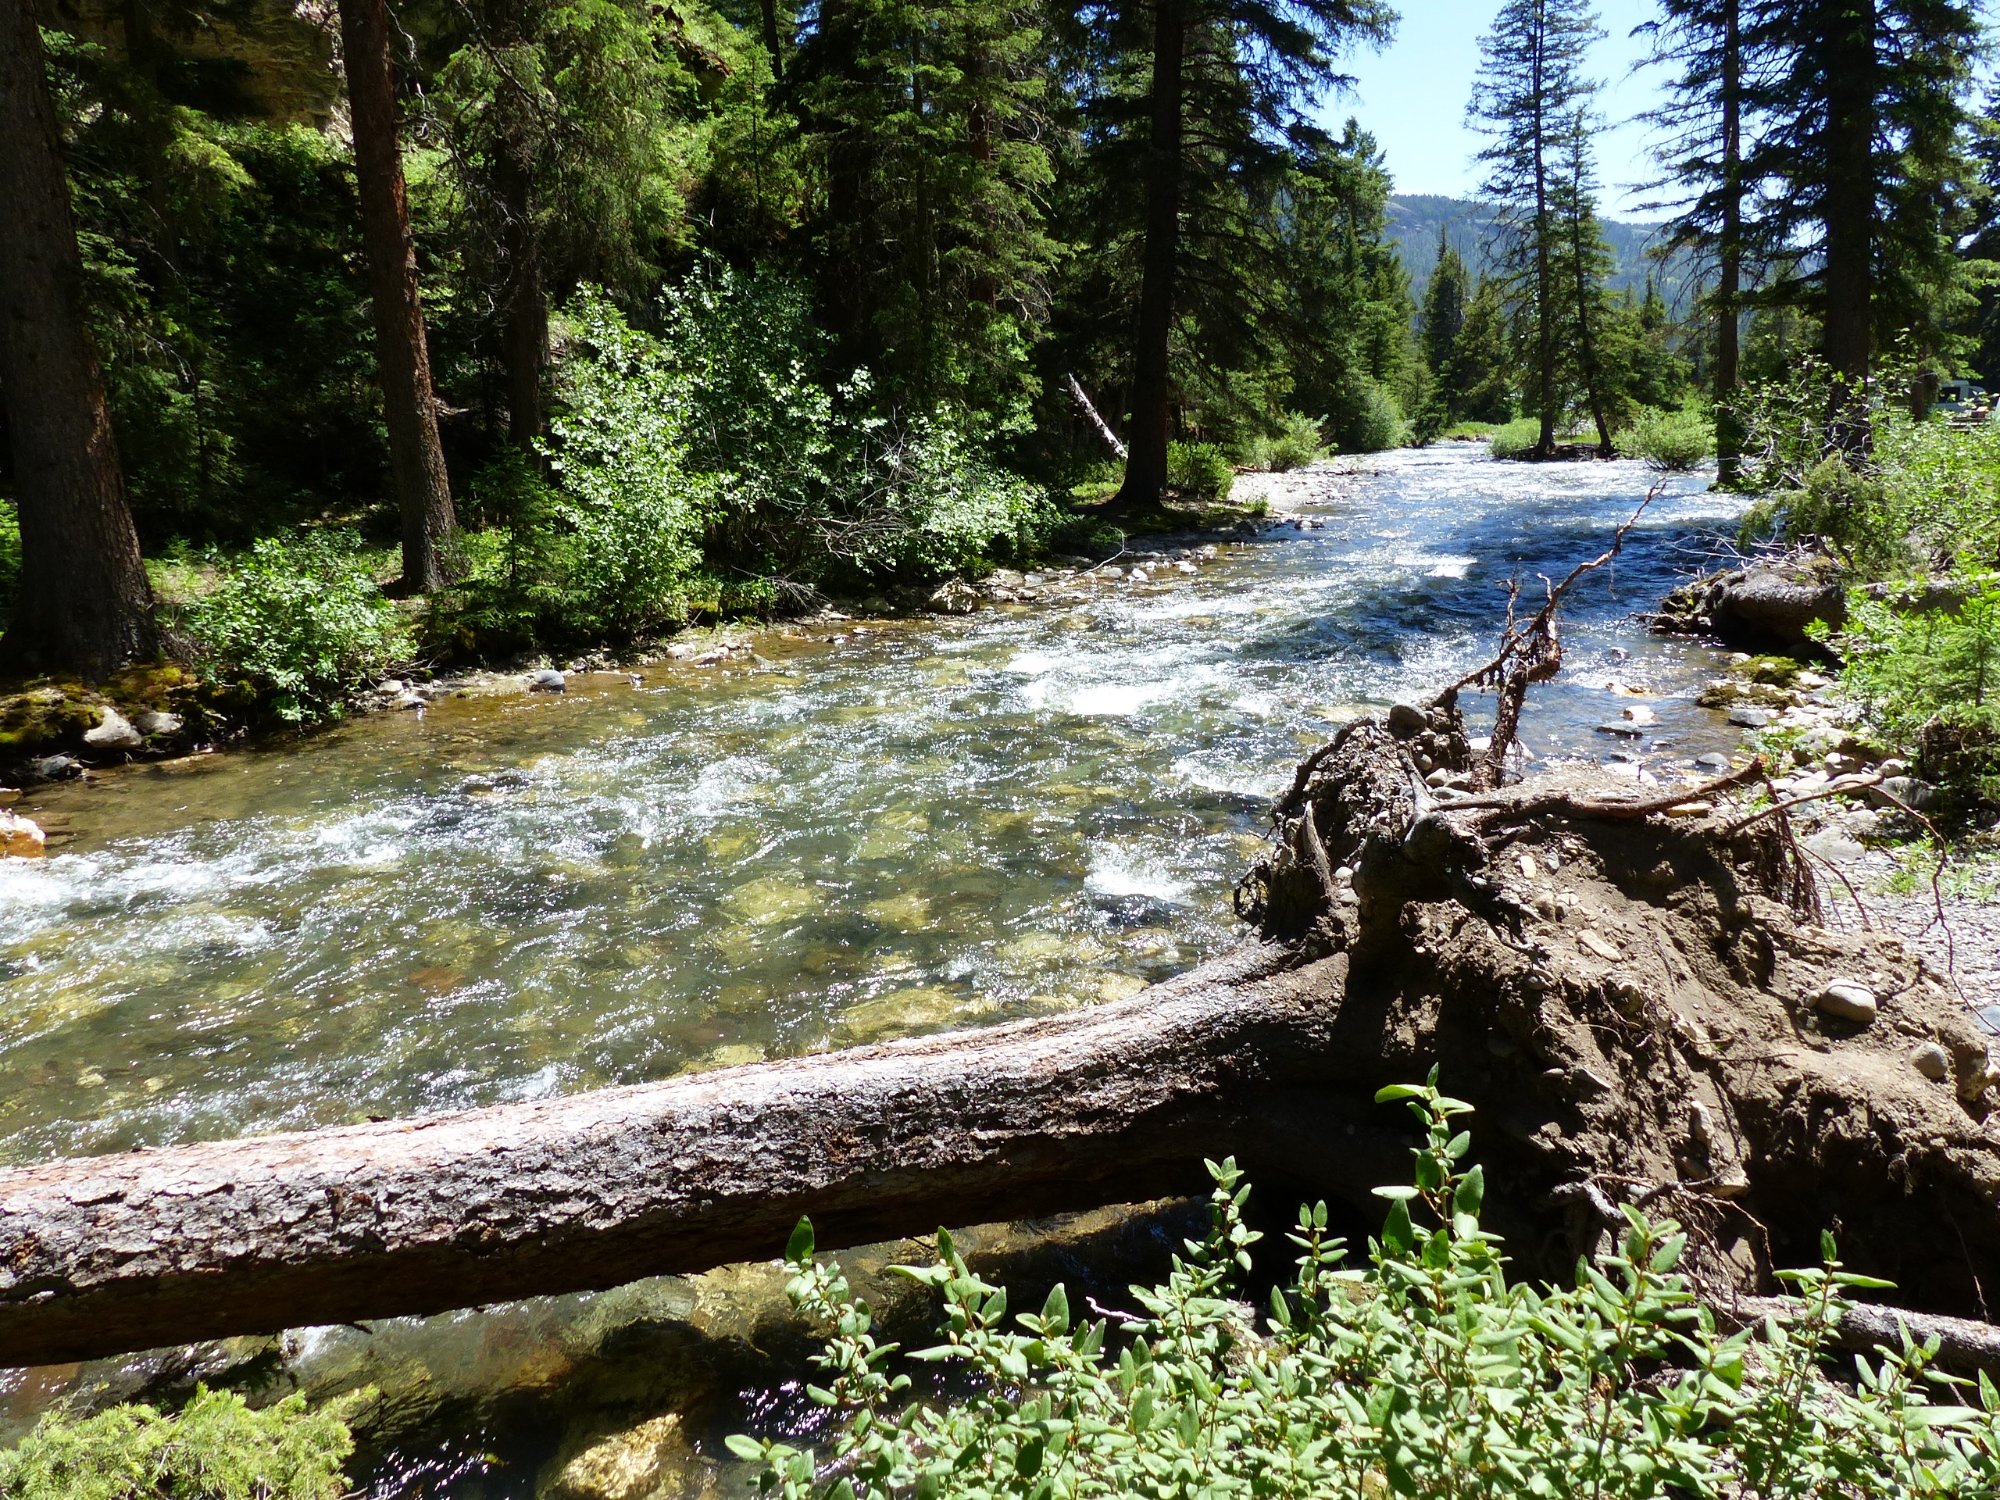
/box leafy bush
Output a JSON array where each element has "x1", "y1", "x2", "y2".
[
  {"x1": 175, "y1": 532, "x2": 405, "y2": 723},
  {"x1": 0, "y1": 498, "x2": 20, "y2": 620},
  {"x1": 543, "y1": 289, "x2": 721, "y2": 632},
  {"x1": 733, "y1": 1075, "x2": 2000, "y2": 1498},
  {"x1": 1488, "y1": 416, "x2": 1544, "y2": 460},
  {"x1": 1618, "y1": 403, "x2": 1713, "y2": 472},
  {"x1": 0, "y1": 1386, "x2": 355, "y2": 1500},
  {"x1": 1248, "y1": 412, "x2": 1328, "y2": 472},
  {"x1": 1822, "y1": 575, "x2": 2000, "y2": 804},
  {"x1": 1166, "y1": 441, "x2": 1234, "y2": 502}
]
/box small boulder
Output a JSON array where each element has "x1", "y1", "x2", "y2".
[
  {"x1": 134, "y1": 709, "x2": 184, "y2": 739},
  {"x1": 1913, "y1": 1043, "x2": 1952, "y2": 1082},
  {"x1": 1694, "y1": 752, "x2": 1732, "y2": 772},
  {"x1": 0, "y1": 809, "x2": 46, "y2": 859},
  {"x1": 26, "y1": 754, "x2": 81, "y2": 783},
  {"x1": 83, "y1": 706, "x2": 142, "y2": 751},
  {"x1": 1870, "y1": 776, "x2": 1943, "y2": 813},
  {"x1": 527, "y1": 669, "x2": 568, "y2": 693},
  {"x1": 1727, "y1": 707, "x2": 1773, "y2": 729},
  {"x1": 1814, "y1": 979, "x2": 1878, "y2": 1025},
  {"x1": 926, "y1": 580, "x2": 981, "y2": 615}
]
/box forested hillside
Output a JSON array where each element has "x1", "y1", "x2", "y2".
[{"x1": 1386, "y1": 192, "x2": 1696, "y2": 305}]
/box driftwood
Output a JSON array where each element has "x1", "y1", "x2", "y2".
[
  {"x1": 1729, "y1": 1297, "x2": 2000, "y2": 1377},
  {"x1": 5, "y1": 707, "x2": 1999, "y2": 1370}
]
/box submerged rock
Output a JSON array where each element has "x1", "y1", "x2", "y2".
[{"x1": 0, "y1": 809, "x2": 47, "y2": 858}]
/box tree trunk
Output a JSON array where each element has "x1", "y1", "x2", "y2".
[
  {"x1": 1530, "y1": 4, "x2": 1557, "y2": 459},
  {"x1": 1715, "y1": 0, "x2": 1745, "y2": 486},
  {"x1": 337, "y1": 0, "x2": 461, "y2": 593},
  {"x1": 758, "y1": 0, "x2": 786, "y2": 80},
  {"x1": 1112, "y1": 0, "x2": 1186, "y2": 510},
  {"x1": 1820, "y1": 0, "x2": 1875, "y2": 450},
  {"x1": 0, "y1": 1, "x2": 157, "y2": 680},
  {"x1": 0, "y1": 943, "x2": 1374, "y2": 1368},
  {"x1": 6, "y1": 712, "x2": 2000, "y2": 1369}
]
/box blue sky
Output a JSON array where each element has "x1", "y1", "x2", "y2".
[{"x1": 1320, "y1": 0, "x2": 1674, "y2": 218}]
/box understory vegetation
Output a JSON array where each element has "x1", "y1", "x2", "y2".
[
  {"x1": 0, "y1": 1387, "x2": 356, "y2": 1500},
  {"x1": 1734, "y1": 363, "x2": 2000, "y2": 804},
  {"x1": 730, "y1": 1079, "x2": 2000, "y2": 1497}
]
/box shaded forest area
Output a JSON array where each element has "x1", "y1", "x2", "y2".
[{"x1": 0, "y1": 0, "x2": 1995, "y2": 715}]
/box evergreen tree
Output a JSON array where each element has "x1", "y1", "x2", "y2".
[
  {"x1": 337, "y1": 0, "x2": 461, "y2": 592},
  {"x1": 0, "y1": 2, "x2": 157, "y2": 675},
  {"x1": 1100, "y1": 0, "x2": 1394, "y2": 508},
  {"x1": 1641, "y1": 0, "x2": 1751, "y2": 480},
  {"x1": 1449, "y1": 275, "x2": 1518, "y2": 423},
  {"x1": 1746, "y1": 0, "x2": 1983, "y2": 439},
  {"x1": 1552, "y1": 115, "x2": 1617, "y2": 454},
  {"x1": 792, "y1": 0, "x2": 1060, "y2": 421},
  {"x1": 1420, "y1": 228, "x2": 1470, "y2": 390},
  {"x1": 1468, "y1": 0, "x2": 1603, "y2": 458}
]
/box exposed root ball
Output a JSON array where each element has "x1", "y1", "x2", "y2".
[{"x1": 1241, "y1": 705, "x2": 2000, "y2": 1314}]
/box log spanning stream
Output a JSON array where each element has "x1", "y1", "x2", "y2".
[{"x1": 2, "y1": 448, "x2": 1740, "y2": 1169}]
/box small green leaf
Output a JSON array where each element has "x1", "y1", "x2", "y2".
[
  {"x1": 786, "y1": 1217, "x2": 815, "y2": 1265},
  {"x1": 1453, "y1": 1164, "x2": 1485, "y2": 1218},
  {"x1": 1016, "y1": 1434, "x2": 1046, "y2": 1478},
  {"x1": 723, "y1": 1434, "x2": 765, "y2": 1461},
  {"x1": 1041, "y1": 1283, "x2": 1070, "y2": 1334}
]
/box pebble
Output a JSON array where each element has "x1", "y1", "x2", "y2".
[
  {"x1": 1913, "y1": 1043, "x2": 1952, "y2": 1082},
  {"x1": 1814, "y1": 979, "x2": 1879, "y2": 1025}
]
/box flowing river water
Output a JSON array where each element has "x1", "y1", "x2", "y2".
[{"x1": 0, "y1": 447, "x2": 1751, "y2": 1485}]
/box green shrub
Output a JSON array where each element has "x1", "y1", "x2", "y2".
[
  {"x1": 0, "y1": 498, "x2": 20, "y2": 620},
  {"x1": 1255, "y1": 411, "x2": 1328, "y2": 472},
  {"x1": 544, "y1": 289, "x2": 720, "y2": 632},
  {"x1": 733, "y1": 1075, "x2": 2000, "y2": 1498},
  {"x1": 1166, "y1": 441, "x2": 1234, "y2": 502},
  {"x1": 1346, "y1": 380, "x2": 1406, "y2": 453},
  {"x1": 175, "y1": 531, "x2": 405, "y2": 724},
  {"x1": 0, "y1": 1386, "x2": 355, "y2": 1500},
  {"x1": 1618, "y1": 403, "x2": 1713, "y2": 471},
  {"x1": 1488, "y1": 416, "x2": 1544, "y2": 460},
  {"x1": 1822, "y1": 574, "x2": 2000, "y2": 804}
]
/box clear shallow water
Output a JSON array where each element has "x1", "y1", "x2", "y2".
[{"x1": 2, "y1": 448, "x2": 1746, "y2": 1164}]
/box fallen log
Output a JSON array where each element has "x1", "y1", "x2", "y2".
[
  {"x1": 5, "y1": 704, "x2": 1999, "y2": 1369},
  {"x1": 0, "y1": 944, "x2": 1406, "y2": 1369}
]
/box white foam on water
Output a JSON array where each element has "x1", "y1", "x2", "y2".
[{"x1": 1086, "y1": 846, "x2": 1191, "y2": 904}]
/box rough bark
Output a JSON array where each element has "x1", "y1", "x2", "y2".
[
  {"x1": 6, "y1": 708, "x2": 2000, "y2": 1369},
  {"x1": 1530, "y1": 9, "x2": 1557, "y2": 460},
  {"x1": 0, "y1": 943, "x2": 1389, "y2": 1369},
  {"x1": 0, "y1": 1, "x2": 157, "y2": 680},
  {"x1": 337, "y1": 0, "x2": 461, "y2": 593},
  {"x1": 1111, "y1": 0, "x2": 1185, "y2": 510}
]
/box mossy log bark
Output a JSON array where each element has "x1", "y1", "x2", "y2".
[{"x1": 4, "y1": 707, "x2": 1998, "y2": 1369}]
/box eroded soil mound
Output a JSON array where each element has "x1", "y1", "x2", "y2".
[{"x1": 1240, "y1": 703, "x2": 2000, "y2": 1315}]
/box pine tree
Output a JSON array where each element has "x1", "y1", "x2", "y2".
[
  {"x1": 337, "y1": 0, "x2": 461, "y2": 593},
  {"x1": 1641, "y1": 0, "x2": 1751, "y2": 480},
  {"x1": 1103, "y1": 0, "x2": 1393, "y2": 508},
  {"x1": 1469, "y1": 0, "x2": 1603, "y2": 459},
  {"x1": 1452, "y1": 276, "x2": 1521, "y2": 423},
  {"x1": 0, "y1": 2, "x2": 157, "y2": 676},
  {"x1": 1746, "y1": 0, "x2": 1983, "y2": 439},
  {"x1": 1421, "y1": 228, "x2": 1470, "y2": 386},
  {"x1": 1552, "y1": 116, "x2": 1617, "y2": 455}
]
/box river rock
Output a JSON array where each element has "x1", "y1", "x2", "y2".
[
  {"x1": 26, "y1": 753, "x2": 80, "y2": 783},
  {"x1": 134, "y1": 709, "x2": 184, "y2": 739},
  {"x1": 528, "y1": 669, "x2": 568, "y2": 693},
  {"x1": 1727, "y1": 707, "x2": 1772, "y2": 729},
  {"x1": 1656, "y1": 555, "x2": 1846, "y2": 652},
  {"x1": 1386, "y1": 702, "x2": 1428, "y2": 738},
  {"x1": 926, "y1": 580, "x2": 980, "y2": 614},
  {"x1": 83, "y1": 706, "x2": 143, "y2": 751},
  {"x1": 1595, "y1": 721, "x2": 1644, "y2": 739},
  {"x1": 1814, "y1": 979, "x2": 1878, "y2": 1025},
  {"x1": 1694, "y1": 753, "x2": 1732, "y2": 772},
  {"x1": 1870, "y1": 775, "x2": 1942, "y2": 813},
  {"x1": 540, "y1": 1412, "x2": 714, "y2": 1500},
  {"x1": 1913, "y1": 1043, "x2": 1952, "y2": 1082},
  {"x1": 0, "y1": 809, "x2": 47, "y2": 859}
]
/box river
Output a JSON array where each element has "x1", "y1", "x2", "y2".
[{"x1": 2, "y1": 448, "x2": 1745, "y2": 1167}]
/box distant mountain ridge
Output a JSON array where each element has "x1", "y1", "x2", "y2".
[{"x1": 1386, "y1": 194, "x2": 1700, "y2": 310}]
